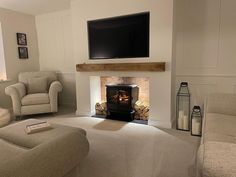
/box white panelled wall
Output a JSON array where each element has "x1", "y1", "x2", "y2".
[
  {"x1": 175, "y1": 0, "x2": 236, "y2": 112},
  {"x1": 36, "y1": 10, "x2": 76, "y2": 108}
]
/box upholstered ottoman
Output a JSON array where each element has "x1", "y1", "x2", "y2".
[
  {"x1": 0, "y1": 119, "x2": 89, "y2": 177},
  {"x1": 0, "y1": 108, "x2": 10, "y2": 127}
]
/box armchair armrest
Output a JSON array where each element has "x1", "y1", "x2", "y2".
[
  {"x1": 49, "y1": 81, "x2": 62, "y2": 112},
  {"x1": 5, "y1": 83, "x2": 26, "y2": 116}
]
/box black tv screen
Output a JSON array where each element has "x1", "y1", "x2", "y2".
[{"x1": 87, "y1": 12, "x2": 150, "y2": 59}]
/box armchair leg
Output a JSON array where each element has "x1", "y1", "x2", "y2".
[{"x1": 52, "y1": 112, "x2": 57, "y2": 117}]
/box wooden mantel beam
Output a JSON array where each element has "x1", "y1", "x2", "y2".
[{"x1": 76, "y1": 62, "x2": 165, "y2": 72}]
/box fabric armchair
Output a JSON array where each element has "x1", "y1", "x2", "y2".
[{"x1": 5, "y1": 71, "x2": 62, "y2": 117}]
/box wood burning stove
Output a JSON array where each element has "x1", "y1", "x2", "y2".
[{"x1": 106, "y1": 84, "x2": 139, "y2": 121}]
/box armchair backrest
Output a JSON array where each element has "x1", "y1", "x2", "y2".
[{"x1": 18, "y1": 71, "x2": 58, "y2": 87}]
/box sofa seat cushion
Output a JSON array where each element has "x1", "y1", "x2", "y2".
[
  {"x1": 0, "y1": 108, "x2": 9, "y2": 117},
  {"x1": 21, "y1": 93, "x2": 50, "y2": 106},
  {"x1": 204, "y1": 113, "x2": 236, "y2": 137},
  {"x1": 0, "y1": 113, "x2": 11, "y2": 128},
  {"x1": 199, "y1": 142, "x2": 236, "y2": 177},
  {"x1": 0, "y1": 139, "x2": 27, "y2": 166},
  {"x1": 0, "y1": 108, "x2": 11, "y2": 127},
  {"x1": 0, "y1": 119, "x2": 87, "y2": 149}
]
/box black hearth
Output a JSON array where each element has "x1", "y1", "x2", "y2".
[{"x1": 106, "y1": 84, "x2": 139, "y2": 121}]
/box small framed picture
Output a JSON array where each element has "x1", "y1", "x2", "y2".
[
  {"x1": 16, "y1": 33, "x2": 27, "y2": 45},
  {"x1": 18, "y1": 47, "x2": 28, "y2": 59}
]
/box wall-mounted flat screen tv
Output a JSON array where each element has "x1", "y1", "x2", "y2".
[{"x1": 87, "y1": 12, "x2": 150, "y2": 59}]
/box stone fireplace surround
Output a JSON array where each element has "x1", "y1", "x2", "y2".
[
  {"x1": 76, "y1": 70, "x2": 172, "y2": 128},
  {"x1": 71, "y1": 0, "x2": 174, "y2": 128}
]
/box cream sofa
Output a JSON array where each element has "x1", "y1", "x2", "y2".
[
  {"x1": 5, "y1": 71, "x2": 62, "y2": 117},
  {"x1": 0, "y1": 119, "x2": 89, "y2": 177},
  {"x1": 197, "y1": 93, "x2": 236, "y2": 177}
]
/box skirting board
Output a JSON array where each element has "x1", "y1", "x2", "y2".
[
  {"x1": 148, "y1": 119, "x2": 172, "y2": 129},
  {"x1": 75, "y1": 110, "x2": 92, "y2": 117}
]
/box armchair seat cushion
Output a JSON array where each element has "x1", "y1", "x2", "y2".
[
  {"x1": 21, "y1": 93, "x2": 50, "y2": 106},
  {"x1": 0, "y1": 108, "x2": 11, "y2": 128}
]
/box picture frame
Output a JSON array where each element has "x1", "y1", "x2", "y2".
[
  {"x1": 16, "y1": 33, "x2": 27, "y2": 45},
  {"x1": 18, "y1": 47, "x2": 28, "y2": 59}
]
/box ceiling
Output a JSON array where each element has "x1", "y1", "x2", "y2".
[{"x1": 0, "y1": 0, "x2": 71, "y2": 15}]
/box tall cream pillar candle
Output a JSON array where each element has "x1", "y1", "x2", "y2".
[
  {"x1": 183, "y1": 115, "x2": 188, "y2": 130},
  {"x1": 178, "y1": 117, "x2": 183, "y2": 129},
  {"x1": 179, "y1": 110, "x2": 184, "y2": 118},
  {"x1": 178, "y1": 110, "x2": 184, "y2": 129}
]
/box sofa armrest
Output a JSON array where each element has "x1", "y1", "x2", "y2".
[
  {"x1": 49, "y1": 81, "x2": 62, "y2": 112},
  {"x1": 5, "y1": 83, "x2": 26, "y2": 116},
  {"x1": 0, "y1": 131, "x2": 89, "y2": 177},
  {"x1": 206, "y1": 93, "x2": 236, "y2": 116}
]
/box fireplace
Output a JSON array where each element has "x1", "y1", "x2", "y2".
[{"x1": 106, "y1": 84, "x2": 139, "y2": 121}]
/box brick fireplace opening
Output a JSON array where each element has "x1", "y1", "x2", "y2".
[{"x1": 95, "y1": 76, "x2": 150, "y2": 123}]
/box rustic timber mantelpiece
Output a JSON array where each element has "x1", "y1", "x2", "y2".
[{"x1": 76, "y1": 62, "x2": 165, "y2": 72}]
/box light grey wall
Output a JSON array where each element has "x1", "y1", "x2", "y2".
[{"x1": 0, "y1": 7, "x2": 39, "y2": 108}]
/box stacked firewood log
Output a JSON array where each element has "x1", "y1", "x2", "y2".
[
  {"x1": 95, "y1": 101, "x2": 107, "y2": 116},
  {"x1": 134, "y1": 100, "x2": 149, "y2": 120},
  {"x1": 95, "y1": 101, "x2": 149, "y2": 120}
]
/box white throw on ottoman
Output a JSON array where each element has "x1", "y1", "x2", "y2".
[{"x1": 0, "y1": 108, "x2": 10, "y2": 127}]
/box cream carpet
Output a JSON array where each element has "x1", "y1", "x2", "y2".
[{"x1": 44, "y1": 116, "x2": 200, "y2": 177}]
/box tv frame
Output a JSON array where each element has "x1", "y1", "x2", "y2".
[{"x1": 87, "y1": 12, "x2": 150, "y2": 60}]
